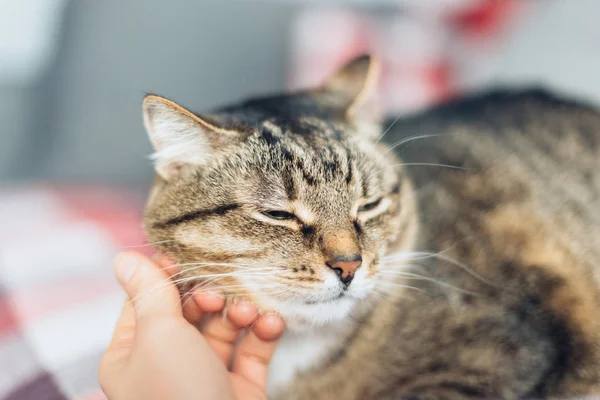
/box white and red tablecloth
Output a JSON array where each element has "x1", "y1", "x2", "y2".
[{"x1": 0, "y1": 186, "x2": 146, "y2": 400}]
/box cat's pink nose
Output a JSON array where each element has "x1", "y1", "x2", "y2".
[{"x1": 327, "y1": 256, "x2": 362, "y2": 285}]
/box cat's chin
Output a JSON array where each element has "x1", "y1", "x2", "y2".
[{"x1": 263, "y1": 294, "x2": 367, "y2": 332}]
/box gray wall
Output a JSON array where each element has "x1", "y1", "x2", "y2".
[
  {"x1": 5, "y1": 0, "x2": 600, "y2": 188},
  {"x1": 1, "y1": 0, "x2": 297, "y2": 187}
]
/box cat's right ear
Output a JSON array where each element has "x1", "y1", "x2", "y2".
[
  {"x1": 320, "y1": 54, "x2": 381, "y2": 121},
  {"x1": 142, "y1": 95, "x2": 240, "y2": 180}
]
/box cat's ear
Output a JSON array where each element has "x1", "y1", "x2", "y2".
[
  {"x1": 143, "y1": 95, "x2": 240, "y2": 180},
  {"x1": 320, "y1": 54, "x2": 381, "y2": 120}
]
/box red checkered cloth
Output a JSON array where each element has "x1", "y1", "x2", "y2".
[
  {"x1": 0, "y1": 186, "x2": 146, "y2": 400},
  {"x1": 288, "y1": 0, "x2": 526, "y2": 114}
]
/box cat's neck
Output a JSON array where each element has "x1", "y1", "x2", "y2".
[
  {"x1": 267, "y1": 295, "x2": 379, "y2": 396},
  {"x1": 267, "y1": 319, "x2": 356, "y2": 396}
]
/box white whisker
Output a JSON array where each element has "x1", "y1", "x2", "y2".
[
  {"x1": 382, "y1": 251, "x2": 440, "y2": 261},
  {"x1": 382, "y1": 247, "x2": 501, "y2": 290},
  {"x1": 180, "y1": 283, "x2": 286, "y2": 308},
  {"x1": 168, "y1": 263, "x2": 282, "y2": 280},
  {"x1": 124, "y1": 239, "x2": 177, "y2": 248},
  {"x1": 375, "y1": 283, "x2": 426, "y2": 294},
  {"x1": 375, "y1": 114, "x2": 402, "y2": 144},
  {"x1": 162, "y1": 261, "x2": 254, "y2": 272},
  {"x1": 170, "y1": 269, "x2": 281, "y2": 286},
  {"x1": 384, "y1": 133, "x2": 447, "y2": 154},
  {"x1": 377, "y1": 272, "x2": 484, "y2": 297},
  {"x1": 424, "y1": 253, "x2": 501, "y2": 289},
  {"x1": 130, "y1": 268, "x2": 282, "y2": 310},
  {"x1": 392, "y1": 162, "x2": 466, "y2": 170}
]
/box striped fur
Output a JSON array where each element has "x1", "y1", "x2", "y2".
[{"x1": 143, "y1": 56, "x2": 600, "y2": 398}]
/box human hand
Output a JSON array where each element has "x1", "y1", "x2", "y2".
[{"x1": 99, "y1": 251, "x2": 285, "y2": 400}]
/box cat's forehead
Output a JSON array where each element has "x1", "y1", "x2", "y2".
[
  {"x1": 214, "y1": 92, "x2": 343, "y2": 135},
  {"x1": 205, "y1": 92, "x2": 390, "y2": 200},
  {"x1": 239, "y1": 129, "x2": 384, "y2": 204}
]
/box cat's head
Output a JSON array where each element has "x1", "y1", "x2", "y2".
[{"x1": 143, "y1": 56, "x2": 417, "y2": 329}]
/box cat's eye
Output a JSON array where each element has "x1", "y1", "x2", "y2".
[
  {"x1": 358, "y1": 198, "x2": 382, "y2": 213},
  {"x1": 262, "y1": 210, "x2": 297, "y2": 220}
]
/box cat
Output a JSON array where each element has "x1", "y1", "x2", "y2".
[{"x1": 142, "y1": 55, "x2": 600, "y2": 399}]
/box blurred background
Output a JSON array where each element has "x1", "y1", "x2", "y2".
[
  {"x1": 2, "y1": 0, "x2": 600, "y2": 187},
  {"x1": 1, "y1": 1, "x2": 600, "y2": 399}
]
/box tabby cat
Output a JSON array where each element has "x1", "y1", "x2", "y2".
[{"x1": 142, "y1": 55, "x2": 600, "y2": 399}]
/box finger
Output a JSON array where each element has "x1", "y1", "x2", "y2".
[
  {"x1": 99, "y1": 300, "x2": 136, "y2": 387},
  {"x1": 182, "y1": 293, "x2": 205, "y2": 325},
  {"x1": 155, "y1": 255, "x2": 226, "y2": 323},
  {"x1": 156, "y1": 254, "x2": 178, "y2": 276},
  {"x1": 180, "y1": 290, "x2": 220, "y2": 323},
  {"x1": 232, "y1": 314, "x2": 285, "y2": 391},
  {"x1": 157, "y1": 254, "x2": 206, "y2": 323},
  {"x1": 183, "y1": 289, "x2": 226, "y2": 326},
  {"x1": 114, "y1": 251, "x2": 182, "y2": 321},
  {"x1": 157, "y1": 254, "x2": 226, "y2": 325},
  {"x1": 106, "y1": 300, "x2": 136, "y2": 352},
  {"x1": 194, "y1": 289, "x2": 226, "y2": 313},
  {"x1": 201, "y1": 302, "x2": 258, "y2": 364}
]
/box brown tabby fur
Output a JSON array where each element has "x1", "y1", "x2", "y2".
[{"x1": 142, "y1": 56, "x2": 600, "y2": 399}]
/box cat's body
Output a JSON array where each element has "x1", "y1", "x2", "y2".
[
  {"x1": 273, "y1": 90, "x2": 600, "y2": 399},
  {"x1": 142, "y1": 57, "x2": 600, "y2": 399}
]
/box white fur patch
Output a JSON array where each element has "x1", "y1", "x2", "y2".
[
  {"x1": 271, "y1": 295, "x2": 357, "y2": 329},
  {"x1": 150, "y1": 115, "x2": 209, "y2": 166},
  {"x1": 267, "y1": 325, "x2": 346, "y2": 396},
  {"x1": 246, "y1": 262, "x2": 375, "y2": 330},
  {"x1": 240, "y1": 264, "x2": 378, "y2": 395},
  {"x1": 144, "y1": 101, "x2": 212, "y2": 177}
]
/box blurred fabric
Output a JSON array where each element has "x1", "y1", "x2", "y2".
[
  {"x1": 289, "y1": 0, "x2": 600, "y2": 114},
  {"x1": 0, "y1": 187, "x2": 144, "y2": 400}
]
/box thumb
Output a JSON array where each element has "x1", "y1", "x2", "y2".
[{"x1": 114, "y1": 251, "x2": 182, "y2": 321}]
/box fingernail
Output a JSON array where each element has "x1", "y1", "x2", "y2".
[
  {"x1": 203, "y1": 289, "x2": 225, "y2": 299},
  {"x1": 236, "y1": 301, "x2": 256, "y2": 311},
  {"x1": 114, "y1": 252, "x2": 139, "y2": 285}
]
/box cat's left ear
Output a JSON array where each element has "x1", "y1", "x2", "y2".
[{"x1": 320, "y1": 54, "x2": 381, "y2": 121}]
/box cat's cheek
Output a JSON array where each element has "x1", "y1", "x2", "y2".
[{"x1": 175, "y1": 226, "x2": 263, "y2": 254}]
